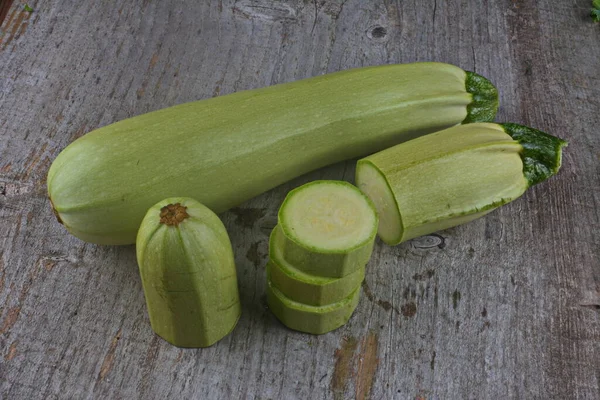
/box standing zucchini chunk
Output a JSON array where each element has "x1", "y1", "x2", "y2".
[
  {"x1": 277, "y1": 181, "x2": 378, "y2": 278},
  {"x1": 48, "y1": 62, "x2": 498, "y2": 245},
  {"x1": 136, "y1": 197, "x2": 241, "y2": 348},
  {"x1": 355, "y1": 123, "x2": 567, "y2": 245}
]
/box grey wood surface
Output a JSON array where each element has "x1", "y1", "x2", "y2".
[{"x1": 1, "y1": 0, "x2": 599, "y2": 399}]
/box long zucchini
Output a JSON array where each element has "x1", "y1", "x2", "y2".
[{"x1": 48, "y1": 62, "x2": 498, "y2": 244}]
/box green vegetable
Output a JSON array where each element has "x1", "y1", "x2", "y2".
[
  {"x1": 356, "y1": 123, "x2": 566, "y2": 245},
  {"x1": 23, "y1": 4, "x2": 33, "y2": 12},
  {"x1": 266, "y1": 181, "x2": 372, "y2": 332},
  {"x1": 47, "y1": 62, "x2": 498, "y2": 245},
  {"x1": 136, "y1": 197, "x2": 241, "y2": 347},
  {"x1": 592, "y1": 0, "x2": 600, "y2": 22},
  {"x1": 268, "y1": 225, "x2": 365, "y2": 306},
  {"x1": 277, "y1": 180, "x2": 377, "y2": 278},
  {"x1": 266, "y1": 279, "x2": 360, "y2": 335}
]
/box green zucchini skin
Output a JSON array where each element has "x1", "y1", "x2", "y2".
[
  {"x1": 48, "y1": 62, "x2": 498, "y2": 245},
  {"x1": 267, "y1": 225, "x2": 365, "y2": 305},
  {"x1": 136, "y1": 197, "x2": 241, "y2": 348},
  {"x1": 266, "y1": 279, "x2": 360, "y2": 335}
]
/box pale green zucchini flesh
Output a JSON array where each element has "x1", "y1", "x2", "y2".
[
  {"x1": 47, "y1": 62, "x2": 498, "y2": 244},
  {"x1": 267, "y1": 225, "x2": 365, "y2": 306},
  {"x1": 136, "y1": 197, "x2": 241, "y2": 348},
  {"x1": 279, "y1": 180, "x2": 377, "y2": 252},
  {"x1": 266, "y1": 279, "x2": 360, "y2": 335},
  {"x1": 356, "y1": 123, "x2": 567, "y2": 245},
  {"x1": 277, "y1": 181, "x2": 378, "y2": 278}
]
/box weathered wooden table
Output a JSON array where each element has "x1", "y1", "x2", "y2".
[{"x1": 1, "y1": 0, "x2": 599, "y2": 399}]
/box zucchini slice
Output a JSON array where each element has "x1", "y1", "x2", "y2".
[
  {"x1": 277, "y1": 180, "x2": 378, "y2": 278},
  {"x1": 268, "y1": 225, "x2": 365, "y2": 306},
  {"x1": 266, "y1": 279, "x2": 360, "y2": 335}
]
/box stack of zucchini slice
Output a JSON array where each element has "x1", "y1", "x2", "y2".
[{"x1": 266, "y1": 181, "x2": 378, "y2": 334}]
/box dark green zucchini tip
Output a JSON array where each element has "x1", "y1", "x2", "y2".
[
  {"x1": 463, "y1": 71, "x2": 499, "y2": 124},
  {"x1": 500, "y1": 123, "x2": 568, "y2": 187}
]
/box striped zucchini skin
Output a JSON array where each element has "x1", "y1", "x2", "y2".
[{"x1": 48, "y1": 62, "x2": 498, "y2": 245}]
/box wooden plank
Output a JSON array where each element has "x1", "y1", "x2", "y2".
[{"x1": 0, "y1": 0, "x2": 598, "y2": 399}]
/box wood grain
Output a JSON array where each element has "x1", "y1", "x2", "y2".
[{"x1": 1, "y1": 0, "x2": 598, "y2": 399}]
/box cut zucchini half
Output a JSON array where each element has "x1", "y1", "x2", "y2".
[
  {"x1": 268, "y1": 225, "x2": 365, "y2": 306},
  {"x1": 356, "y1": 123, "x2": 567, "y2": 245},
  {"x1": 266, "y1": 279, "x2": 360, "y2": 335},
  {"x1": 277, "y1": 180, "x2": 378, "y2": 278}
]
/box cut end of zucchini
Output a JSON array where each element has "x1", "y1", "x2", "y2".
[
  {"x1": 463, "y1": 71, "x2": 499, "y2": 123},
  {"x1": 355, "y1": 161, "x2": 402, "y2": 245},
  {"x1": 500, "y1": 123, "x2": 568, "y2": 187},
  {"x1": 279, "y1": 181, "x2": 378, "y2": 253}
]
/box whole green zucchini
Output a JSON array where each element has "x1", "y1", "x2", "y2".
[{"x1": 48, "y1": 62, "x2": 498, "y2": 244}]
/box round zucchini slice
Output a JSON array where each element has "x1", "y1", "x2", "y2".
[{"x1": 277, "y1": 180, "x2": 378, "y2": 278}]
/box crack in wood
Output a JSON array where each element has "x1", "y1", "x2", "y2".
[
  {"x1": 0, "y1": 0, "x2": 15, "y2": 27},
  {"x1": 0, "y1": 253, "x2": 5, "y2": 294},
  {"x1": 233, "y1": 1, "x2": 298, "y2": 22}
]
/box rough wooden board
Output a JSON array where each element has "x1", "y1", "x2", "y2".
[{"x1": 0, "y1": 0, "x2": 598, "y2": 399}]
